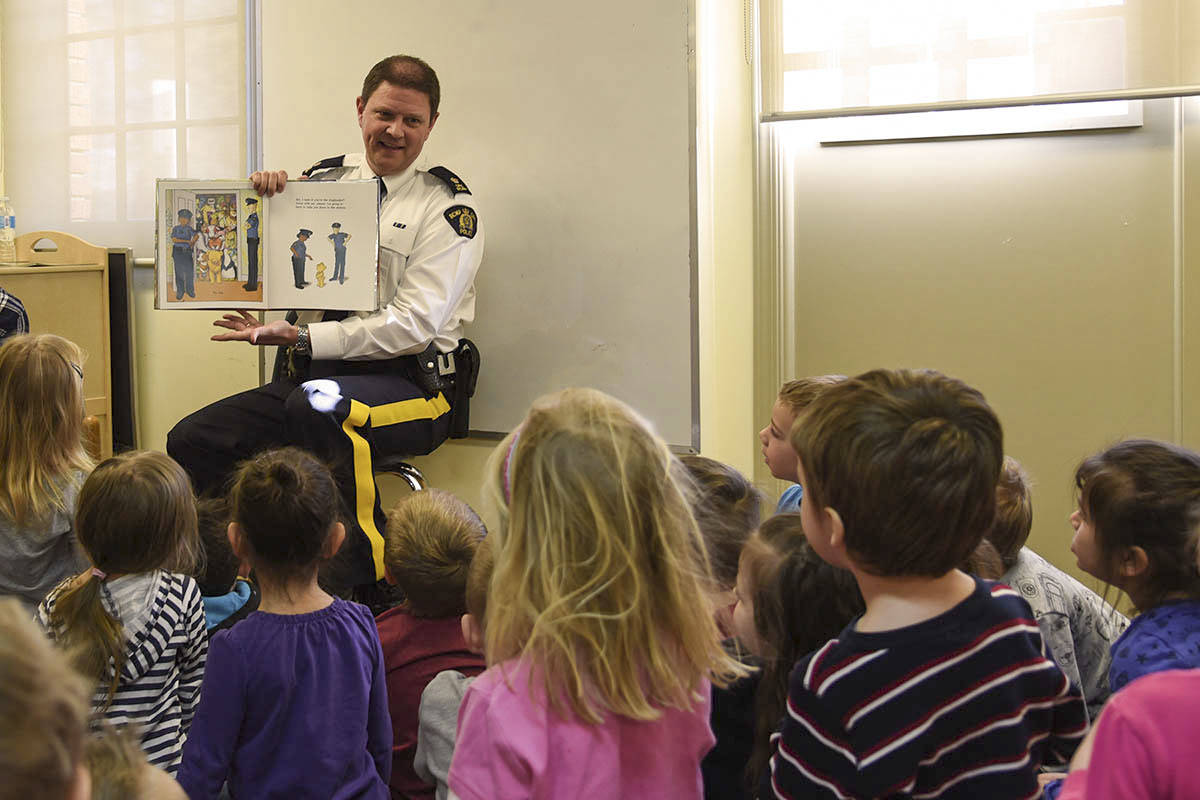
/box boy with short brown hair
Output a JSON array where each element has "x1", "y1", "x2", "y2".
[
  {"x1": 376, "y1": 490, "x2": 487, "y2": 800},
  {"x1": 414, "y1": 536, "x2": 495, "y2": 800},
  {"x1": 768, "y1": 368, "x2": 1086, "y2": 800},
  {"x1": 988, "y1": 456, "x2": 1128, "y2": 722}
]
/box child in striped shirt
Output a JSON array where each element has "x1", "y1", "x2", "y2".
[
  {"x1": 38, "y1": 451, "x2": 207, "y2": 775},
  {"x1": 767, "y1": 369, "x2": 1086, "y2": 800}
]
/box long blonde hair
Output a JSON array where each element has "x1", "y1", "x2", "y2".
[
  {"x1": 483, "y1": 387, "x2": 743, "y2": 724},
  {"x1": 0, "y1": 333, "x2": 94, "y2": 526},
  {"x1": 46, "y1": 451, "x2": 200, "y2": 707},
  {"x1": 0, "y1": 597, "x2": 91, "y2": 800}
]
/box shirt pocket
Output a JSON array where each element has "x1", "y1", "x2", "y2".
[{"x1": 381, "y1": 224, "x2": 416, "y2": 259}]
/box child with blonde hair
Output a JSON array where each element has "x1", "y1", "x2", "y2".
[
  {"x1": 0, "y1": 333, "x2": 94, "y2": 612},
  {"x1": 0, "y1": 596, "x2": 91, "y2": 800},
  {"x1": 759, "y1": 375, "x2": 845, "y2": 512},
  {"x1": 38, "y1": 450, "x2": 206, "y2": 775},
  {"x1": 178, "y1": 447, "x2": 391, "y2": 799},
  {"x1": 377, "y1": 489, "x2": 487, "y2": 799},
  {"x1": 447, "y1": 388, "x2": 744, "y2": 799},
  {"x1": 86, "y1": 724, "x2": 188, "y2": 800}
]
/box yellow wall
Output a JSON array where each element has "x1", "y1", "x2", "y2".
[
  {"x1": 774, "y1": 97, "x2": 1198, "y2": 588},
  {"x1": 131, "y1": 268, "x2": 260, "y2": 452}
]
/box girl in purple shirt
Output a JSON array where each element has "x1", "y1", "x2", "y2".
[
  {"x1": 178, "y1": 448, "x2": 391, "y2": 799},
  {"x1": 447, "y1": 388, "x2": 747, "y2": 800}
]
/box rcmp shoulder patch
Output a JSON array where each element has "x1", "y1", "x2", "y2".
[
  {"x1": 444, "y1": 205, "x2": 478, "y2": 239},
  {"x1": 429, "y1": 166, "x2": 471, "y2": 195}
]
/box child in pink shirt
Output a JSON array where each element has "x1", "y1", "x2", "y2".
[{"x1": 447, "y1": 388, "x2": 745, "y2": 800}]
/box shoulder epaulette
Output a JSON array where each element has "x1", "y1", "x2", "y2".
[
  {"x1": 302, "y1": 155, "x2": 346, "y2": 178},
  {"x1": 428, "y1": 166, "x2": 471, "y2": 196}
]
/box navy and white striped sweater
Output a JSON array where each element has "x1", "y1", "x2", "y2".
[
  {"x1": 40, "y1": 570, "x2": 208, "y2": 774},
  {"x1": 767, "y1": 579, "x2": 1087, "y2": 800}
]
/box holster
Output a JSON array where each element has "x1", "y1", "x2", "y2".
[{"x1": 275, "y1": 325, "x2": 480, "y2": 439}]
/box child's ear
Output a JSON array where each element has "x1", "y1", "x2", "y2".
[
  {"x1": 823, "y1": 506, "x2": 853, "y2": 568},
  {"x1": 227, "y1": 522, "x2": 247, "y2": 560},
  {"x1": 324, "y1": 522, "x2": 346, "y2": 559},
  {"x1": 461, "y1": 613, "x2": 485, "y2": 654},
  {"x1": 1118, "y1": 545, "x2": 1150, "y2": 580},
  {"x1": 383, "y1": 565, "x2": 397, "y2": 586}
]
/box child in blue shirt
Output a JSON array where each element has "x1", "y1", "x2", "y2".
[
  {"x1": 194, "y1": 497, "x2": 258, "y2": 636},
  {"x1": 758, "y1": 375, "x2": 844, "y2": 512}
]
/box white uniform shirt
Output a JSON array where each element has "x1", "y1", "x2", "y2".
[{"x1": 299, "y1": 153, "x2": 484, "y2": 360}]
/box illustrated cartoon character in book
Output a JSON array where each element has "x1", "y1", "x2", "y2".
[{"x1": 329, "y1": 222, "x2": 352, "y2": 284}]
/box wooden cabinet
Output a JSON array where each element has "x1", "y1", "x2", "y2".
[{"x1": 1, "y1": 231, "x2": 113, "y2": 458}]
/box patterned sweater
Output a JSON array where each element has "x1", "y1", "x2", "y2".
[
  {"x1": 766, "y1": 579, "x2": 1087, "y2": 800},
  {"x1": 40, "y1": 570, "x2": 208, "y2": 773}
]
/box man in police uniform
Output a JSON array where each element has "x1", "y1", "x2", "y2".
[{"x1": 167, "y1": 55, "x2": 483, "y2": 594}]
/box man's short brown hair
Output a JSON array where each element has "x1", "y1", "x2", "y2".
[
  {"x1": 791, "y1": 368, "x2": 1003, "y2": 578},
  {"x1": 360, "y1": 55, "x2": 441, "y2": 116},
  {"x1": 384, "y1": 489, "x2": 486, "y2": 618},
  {"x1": 987, "y1": 457, "x2": 1033, "y2": 571}
]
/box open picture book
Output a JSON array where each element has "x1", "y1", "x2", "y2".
[{"x1": 154, "y1": 179, "x2": 380, "y2": 310}]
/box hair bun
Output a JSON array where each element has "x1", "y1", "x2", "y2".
[{"x1": 268, "y1": 461, "x2": 299, "y2": 492}]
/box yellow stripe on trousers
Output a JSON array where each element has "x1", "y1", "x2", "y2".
[{"x1": 341, "y1": 392, "x2": 452, "y2": 580}]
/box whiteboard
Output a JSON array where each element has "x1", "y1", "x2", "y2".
[{"x1": 260, "y1": 0, "x2": 698, "y2": 447}]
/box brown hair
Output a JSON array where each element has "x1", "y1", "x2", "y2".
[
  {"x1": 465, "y1": 535, "x2": 495, "y2": 624},
  {"x1": 196, "y1": 495, "x2": 239, "y2": 596},
  {"x1": 384, "y1": 489, "x2": 486, "y2": 618},
  {"x1": 962, "y1": 538, "x2": 1005, "y2": 580},
  {"x1": 740, "y1": 513, "x2": 864, "y2": 786},
  {"x1": 1075, "y1": 439, "x2": 1200, "y2": 610},
  {"x1": 0, "y1": 333, "x2": 93, "y2": 526},
  {"x1": 46, "y1": 451, "x2": 199, "y2": 706},
  {"x1": 0, "y1": 597, "x2": 90, "y2": 800},
  {"x1": 360, "y1": 55, "x2": 441, "y2": 116},
  {"x1": 679, "y1": 454, "x2": 764, "y2": 590},
  {"x1": 792, "y1": 368, "x2": 1003, "y2": 578},
  {"x1": 230, "y1": 447, "x2": 339, "y2": 584},
  {"x1": 987, "y1": 457, "x2": 1033, "y2": 570},
  {"x1": 777, "y1": 374, "x2": 848, "y2": 417}
]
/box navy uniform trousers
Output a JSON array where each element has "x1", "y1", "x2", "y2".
[{"x1": 167, "y1": 362, "x2": 453, "y2": 591}]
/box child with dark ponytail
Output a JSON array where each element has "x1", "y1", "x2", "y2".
[
  {"x1": 38, "y1": 450, "x2": 206, "y2": 775},
  {"x1": 178, "y1": 447, "x2": 391, "y2": 799}
]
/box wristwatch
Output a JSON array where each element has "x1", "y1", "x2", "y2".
[{"x1": 294, "y1": 324, "x2": 312, "y2": 355}]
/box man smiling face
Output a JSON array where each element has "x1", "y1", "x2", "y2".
[{"x1": 357, "y1": 82, "x2": 438, "y2": 178}]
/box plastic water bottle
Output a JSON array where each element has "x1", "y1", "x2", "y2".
[{"x1": 0, "y1": 197, "x2": 15, "y2": 264}]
